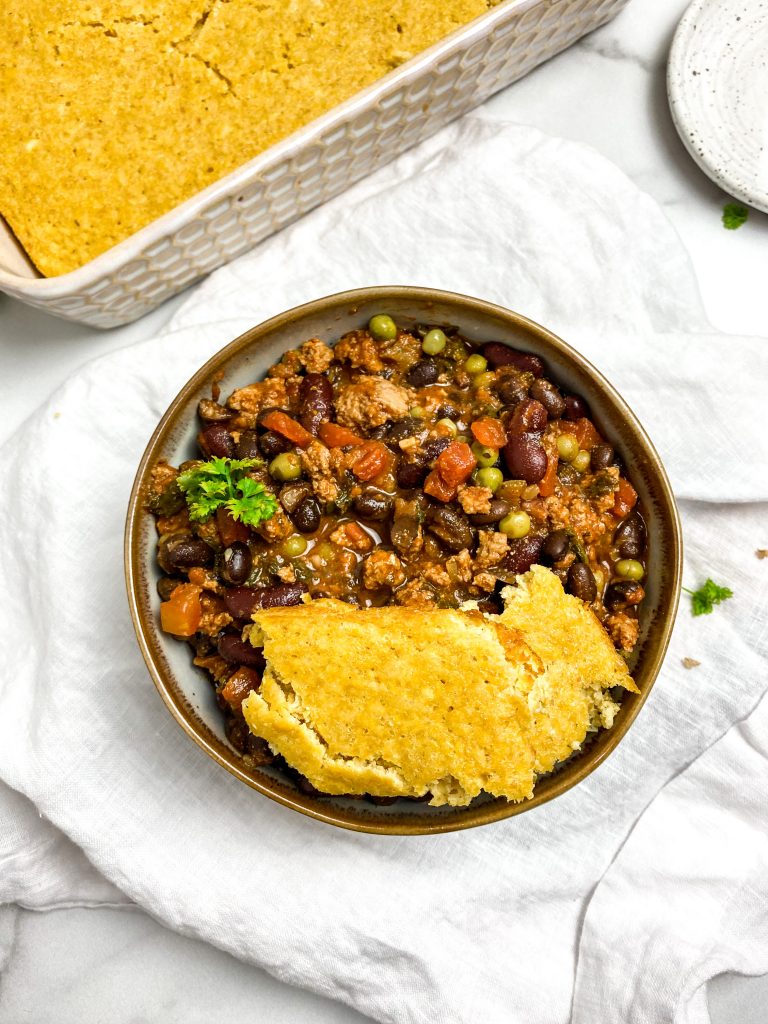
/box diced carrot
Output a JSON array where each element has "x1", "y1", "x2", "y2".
[
  {"x1": 538, "y1": 452, "x2": 559, "y2": 498},
  {"x1": 221, "y1": 666, "x2": 261, "y2": 711},
  {"x1": 260, "y1": 410, "x2": 314, "y2": 448},
  {"x1": 349, "y1": 441, "x2": 391, "y2": 481},
  {"x1": 160, "y1": 583, "x2": 203, "y2": 636},
  {"x1": 613, "y1": 477, "x2": 638, "y2": 519},
  {"x1": 435, "y1": 441, "x2": 477, "y2": 488},
  {"x1": 216, "y1": 507, "x2": 250, "y2": 546},
  {"x1": 424, "y1": 468, "x2": 456, "y2": 503},
  {"x1": 571, "y1": 418, "x2": 603, "y2": 451},
  {"x1": 318, "y1": 422, "x2": 365, "y2": 448},
  {"x1": 470, "y1": 417, "x2": 507, "y2": 449}
]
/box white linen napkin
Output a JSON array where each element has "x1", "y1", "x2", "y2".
[{"x1": 1, "y1": 116, "x2": 767, "y2": 1023}]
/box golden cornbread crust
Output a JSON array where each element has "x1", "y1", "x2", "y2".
[
  {"x1": 2, "y1": 1, "x2": 500, "y2": 276},
  {"x1": 241, "y1": 568, "x2": 638, "y2": 806}
]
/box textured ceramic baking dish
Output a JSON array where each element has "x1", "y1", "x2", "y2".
[
  {"x1": 0, "y1": 0, "x2": 628, "y2": 328},
  {"x1": 125, "y1": 286, "x2": 682, "y2": 835}
]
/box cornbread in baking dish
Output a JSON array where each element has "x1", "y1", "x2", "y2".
[
  {"x1": 241, "y1": 568, "x2": 637, "y2": 806},
  {"x1": 1, "y1": 1, "x2": 501, "y2": 277}
]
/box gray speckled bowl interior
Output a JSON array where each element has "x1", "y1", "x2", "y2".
[{"x1": 125, "y1": 286, "x2": 682, "y2": 834}]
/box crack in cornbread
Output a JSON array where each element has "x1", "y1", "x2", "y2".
[
  {"x1": 2, "y1": 0, "x2": 502, "y2": 276},
  {"x1": 241, "y1": 568, "x2": 638, "y2": 806}
]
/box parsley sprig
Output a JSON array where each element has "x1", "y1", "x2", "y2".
[
  {"x1": 683, "y1": 578, "x2": 733, "y2": 616},
  {"x1": 177, "y1": 457, "x2": 278, "y2": 528}
]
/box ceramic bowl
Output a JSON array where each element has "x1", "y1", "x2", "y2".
[{"x1": 125, "y1": 286, "x2": 682, "y2": 834}]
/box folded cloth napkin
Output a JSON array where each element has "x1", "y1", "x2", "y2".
[{"x1": 1, "y1": 116, "x2": 767, "y2": 1024}]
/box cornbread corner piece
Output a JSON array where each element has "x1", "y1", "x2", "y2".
[
  {"x1": 499, "y1": 565, "x2": 639, "y2": 775},
  {"x1": 242, "y1": 599, "x2": 542, "y2": 806}
]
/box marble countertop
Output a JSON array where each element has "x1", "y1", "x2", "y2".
[{"x1": 1, "y1": 0, "x2": 766, "y2": 1020}]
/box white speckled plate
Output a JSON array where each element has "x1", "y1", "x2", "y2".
[{"x1": 668, "y1": 0, "x2": 768, "y2": 213}]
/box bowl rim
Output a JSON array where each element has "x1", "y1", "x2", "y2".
[{"x1": 124, "y1": 285, "x2": 682, "y2": 835}]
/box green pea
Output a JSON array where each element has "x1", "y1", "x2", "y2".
[
  {"x1": 471, "y1": 441, "x2": 499, "y2": 467},
  {"x1": 281, "y1": 534, "x2": 308, "y2": 558},
  {"x1": 615, "y1": 558, "x2": 644, "y2": 581},
  {"x1": 269, "y1": 452, "x2": 302, "y2": 481},
  {"x1": 464, "y1": 354, "x2": 488, "y2": 376},
  {"x1": 572, "y1": 450, "x2": 591, "y2": 473},
  {"x1": 472, "y1": 371, "x2": 497, "y2": 390},
  {"x1": 476, "y1": 467, "x2": 504, "y2": 493},
  {"x1": 409, "y1": 405, "x2": 428, "y2": 420},
  {"x1": 436, "y1": 418, "x2": 458, "y2": 438},
  {"x1": 368, "y1": 314, "x2": 397, "y2": 340},
  {"x1": 556, "y1": 433, "x2": 579, "y2": 462},
  {"x1": 499, "y1": 510, "x2": 531, "y2": 538},
  {"x1": 422, "y1": 328, "x2": 447, "y2": 356}
]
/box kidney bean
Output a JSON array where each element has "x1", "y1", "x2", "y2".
[
  {"x1": 567, "y1": 562, "x2": 597, "y2": 602},
  {"x1": 482, "y1": 343, "x2": 545, "y2": 377},
  {"x1": 426, "y1": 506, "x2": 474, "y2": 551},
  {"x1": 299, "y1": 373, "x2": 333, "y2": 436},
  {"x1": 163, "y1": 536, "x2": 213, "y2": 570},
  {"x1": 279, "y1": 482, "x2": 312, "y2": 514},
  {"x1": 201, "y1": 424, "x2": 235, "y2": 459},
  {"x1": 529, "y1": 379, "x2": 565, "y2": 418},
  {"x1": 614, "y1": 513, "x2": 646, "y2": 558},
  {"x1": 217, "y1": 634, "x2": 266, "y2": 669},
  {"x1": 396, "y1": 461, "x2": 427, "y2": 489},
  {"x1": 404, "y1": 359, "x2": 439, "y2": 387},
  {"x1": 591, "y1": 443, "x2": 615, "y2": 471},
  {"x1": 508, "y1": 398, "x2": 548, "y2": 436},
  {"x1": 223, "y1": 582, "x2": 308, "y2": 619},
  {"x1": 353, "y1": 490, "x2": 393, "y2": 521},
  {"x1": 469, "y1": 498, "x2": 511, "y2": 526},
  {"x1": 605, "y1": 580, "x2": 644, "y2": 612},
  {"x1": 500, "y1": 534, "x2": 545, "y2": 575},
  {"x1": 541, "y1": 528, "x2": 570, "y2": 564},
  {"x1": 503, "y1": 433, "x2": 548, "y2": 483},
  {"x1": 390, "y1": 516, "x2": 421, "y2": 556},
  {"x1": 259, "y1": 430, "x2": 292, "y2": 460},
  {"x1": 235, "y1": 429, "x2": 261, "y2": 460},
  {"x1": 292, "y1": 496, "x2": 321, "y2": 533},
  {"x1": 221, "y1": 541, "x2": 252, "y2": 586},
  {"x1": 198, "y1": 399, "x2": 232, "y2": 423},
  {"x1": 563, "y1": 394, "x2": 590, "y2": 421}
]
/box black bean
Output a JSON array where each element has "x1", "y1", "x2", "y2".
[
  {"x1": 217, "y1": 634, "x2": 266, "y2": 669},
  {"x1": 591, "y1": 443, "x2": 615, "y2": 471},
  {"x1": 469, "y1": 499, "x2": 511, "y2": 526},
  {"x1": 279, "y1": 482, "x2": 312, "y2": 514},
  {"x1": 422, "y1": 436, "x2": 452, "y2": 462},
  {"x1": 223, "y1": 582, "x2": 308, "y2": 619},
  {"x1": 541, "y1": 528, "x2": 570, "y2": 564},
  {"x1": 386, "y1": 418, "x2": 422, "y2": 444},
  {"x1": 496, "y1": 376, "x2": 529, "y2": 406},
  {"x1": 235, "y1": 429, "x2": 261, "y2": 460},
  {"x1": 292, "y1": 496, "x2": 321, "y2": 534},
  {"x1": 605, "y1": 580, "x2": 644, "y2": 612},
  {"x1": 404, "y1": 360, "x2": 439, "y2": 387},
  {"x1": 221, "y1": 541, "x2": 252, "y2": 586},
  {"x1": 368, "y1": 425, "x2": 389, "y2": 441},
  {"x1": 567, "y1": 562, "x2": 597, "y2": 602},
  {"x1": 353, "y1": 490, "x2": 393, "y2": 521},
  {"x1": 259, "y1": 430, "x2": 292, "y2": 460},
  {"x1": 157, "y1": 576, "x2": 183, "y2": 601},
  {"x1": 482, "y1": 343, "x2": 544, "y2": 377},
  {"x1": 396, "y1": 461, "x2": 427, "y2": 488},
  {"x1": 299, "y1": 373, "x2": 334, "y2": 436},
  {"x1": 437, "y1": 403, "x2": 462, "y2": 420},
  {"x1": 426, "y1": 506, "x2": 474, "y2": 551},
  {"x1": 165, "y1": 536, "x2": 214, "y2": 569},
  {"x1": 614, "y1": 513, "x2": 646, "y2": 558},
  {"x1": 529, "y1": 379, "x2": 566, "y2": 418},
  {"x1": 146, "y1": 479, "x2": 186, "y2": 516},
  {"x1": 500, "y1": 534, "x2": 545, "y2": 576},
  {"x1": 201, "y1": 424, "x2": 235, "y2": 459},
  {"x1": 390, "y1": 516, "x2": 421, "y2": 556},
  {"x1": 563, "y1": 394, "x2": 590, "y2": 421},
  {"x1": 198, "y1": 399, "x2": 232, "y2": 423},
  {"x1": 503, "y1": 434, "x2": 548, "y2": 483}
]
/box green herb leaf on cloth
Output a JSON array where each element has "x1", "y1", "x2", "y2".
[
  {"x1": 722, "y1": 203, "x2": 748, "y2": 230},
  {"x1": 683, "y1": 578, "x2": 733, "y2": 616}
]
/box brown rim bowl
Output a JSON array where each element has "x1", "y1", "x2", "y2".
[{"x1": 125, "y1": 286, "x2": 682, "y2": 835}]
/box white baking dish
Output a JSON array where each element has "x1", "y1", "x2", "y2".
[{"x1": 0, "y1": 0, "x2": 627, "y2": 328}]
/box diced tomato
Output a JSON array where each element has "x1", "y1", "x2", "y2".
[
  {"x1": 435, "y1": 441, "x2": 477, "y2": 488},
  {"x1": 571, "y1": 418, "x2": 603, "y2": 451},
  {"x1": 318, "y1": 422, "x2": 364, "y2": 448},
  {"x1": 613, "y1": 477, "x2": 638, "y2": 519},
  {"x1": 216, "y1": 507, "x2": 250, "y2": 546},
  {"x1": 423, "y1": 468, "x2": 456, "y2": 503},
  {"x1": 537, "y1": 451, "x2": 559, "y2": 498},
  {"x1": 260, "y1": 410, "x2": 314, "y2": 448},
  {"x1": 349, "y1": 441, "x2": 391, "y2": 481},
  {"x1": 221, "y1": 666, "x2": 261, "y2": 711},
  {"x1": 470, "y1": 417, "x2": 507, "y2": 448},
  {"x1": 160, "y1": 583, "x2": 203, "y2": 636}
]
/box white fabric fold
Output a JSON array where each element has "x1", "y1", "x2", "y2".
[{"x1": 0, "y1": 117, "x2": 766, "y2": 1023}]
